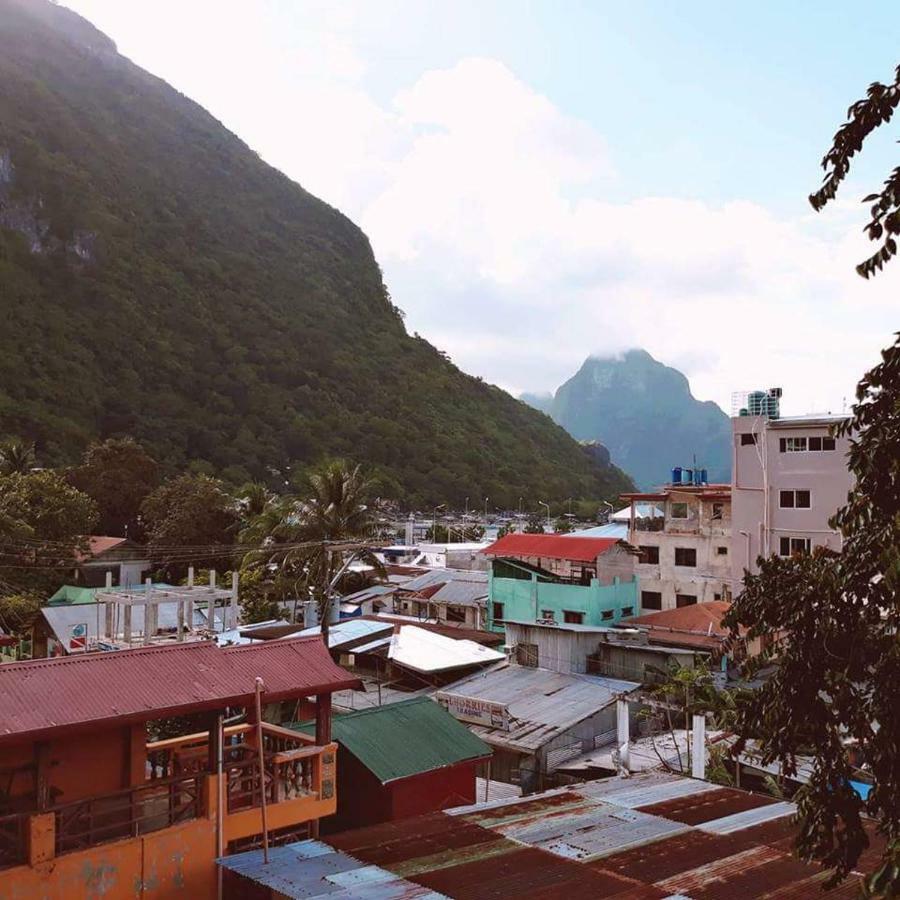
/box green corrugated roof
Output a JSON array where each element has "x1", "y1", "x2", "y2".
[
  {"x1": 292, "y1": 697, "x2": 490, "y2": 783},
  {"x1": 47, "y1": 585, "x2": 104, "y2": 605}
]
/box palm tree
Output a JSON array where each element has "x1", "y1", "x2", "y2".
[
  {"x1": 239, "y1": 461, "x2": 383, "y2": 640},
  {"x1": 236, "y1": 481, "x2": 273, "y2": 521},
  {"x1": 0, "y1": 439, "x2": 36, "y2": 476},
  {"x1": 294, "y1": 461, "x2": 384, "y2": 643}
]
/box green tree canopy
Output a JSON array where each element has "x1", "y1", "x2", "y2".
[
  {"x1": 725, "y1": 338, "x2": 900, "y2": 892},
  {"x1": 0, "y1": 470, "x2": 98, "y2": 596},
  {"x1": 68, "y1": 437, "x2": 160, "y2": 538},
  {"x1": 141, "y1": 474, "x2": 238, "y2": 574},
  {"x1": 0, "y1": 438, "x2": 36, "y2": 476}
]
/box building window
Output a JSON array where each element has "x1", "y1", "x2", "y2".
[
  {"x1": 711, "y1": 502, "x2": 724, "y2": 520},
  {"x1": 779, "y1": 436, "x2": 836, "y2": 453},
  {"x1": 540, "y1": 609, "x2": 556, "y2": 622},
  {"x1": 563, "y1": 610, "x2": 584, "y2": 624},
  {"x1": 714, "y1": 592, "x2": 722, "y2": 601},
  {"x1": 516, "y1": 643, "x2": 539, "y2": 667},
  {"x1": 779, "y1": 437, "x2": 808, "y2": 453},
  {"x1": 670, "y1": 502, "x2": 689, "y2": 519},
  {"x1": 492, "y1": 602, "x2": 504, "y2": 621},
  {"x1": 716, "y1": 546, "x2": 728, "y2": 556},
  {"x1": 779, "y1": 490, "x2": 811, "y2": 509},
  {"x1": 641, "y1": 591, "x2": 663, "y2": 610},
  {"x1": 780, "y1": 536, "x2": 812, "y2": 556},
  {"x1": 601, "y1": 609, "x2": 614, "y2": 620},
  {"x1": 639, "y1": 545, "x2": 660, "y2": 564},
  {"x1": 674, "y1": 547, "x2": 697, "y2": 567},
  {"x1": 740, "y1": 433, "x2": 757, "y2": 446},
  {"x1": 676, "y1": 594, "x2": 697, "y2": 607},
  {"x1": 446, "y1": 607, "x2": 466, "y2": 623},
  {"x1": 621, "y1": 606, "x2": 633, "y2": 617}
]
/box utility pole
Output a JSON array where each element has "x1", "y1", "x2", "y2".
[{"x1": 483, "y1": 496, "x2": 489, "y2": 518}]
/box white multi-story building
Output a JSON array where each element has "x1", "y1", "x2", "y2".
[
  {"x1": 622, "y1": 484, "x2": 732, "y2": 612},
  {"x1": 730, "y1": 408, "x2": 853, "y2": 594}
]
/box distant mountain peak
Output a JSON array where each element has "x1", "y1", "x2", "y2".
[{"x1": 524, "y1": 349, "x2": 731, "y2": 489}]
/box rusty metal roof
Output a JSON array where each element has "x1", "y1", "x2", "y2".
[
  {"x1": 0, "y1": 637, "x2": 360, "y2": 745},
  {"x1": 320, "y1": 773, "x2": 860, "y2": 898}
]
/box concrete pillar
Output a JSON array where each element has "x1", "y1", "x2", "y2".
[
  {"x1": 143, "y1": 578, "x2": 154, "y2": 645},
  {"x1": 692, "y1": 714, "x2": 706, "y2": 780},
  {"x1": 616, "y1": 698, "x2": 630, "y2": 774},
  {"x1": 177, "y1": 599, "x2": 185, "y2": 642},
  {"x1": 123, "y1": 605, "x2": 132, "y2": 644},
  {"x1": 229, "y1": 571, "x2": 239, "y2": 630},
  {"x1": 187, "y1": 566, "x2": 195, "y2": 587}
]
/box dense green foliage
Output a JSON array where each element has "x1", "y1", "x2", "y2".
[
  {"x1": 141, "y1": 474, "x2": 239, "y2": 573},
  {"x1": 524, "y1": 349, "x2": 731, "y2": 489},
  {"x1": 0, "y1": 469, "x2": 98, "y2": 596},
  {"x1": 726, "y1": 336, "x2": 900, "y2": 893},
  {"x1": 68, "y1": 437, "x2": 160, "y2": 537},
  {"x1": 0, "y1": 0, "x2": 632, "y2": 507}
]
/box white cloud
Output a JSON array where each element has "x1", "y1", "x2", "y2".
[{"x1": 64, "y1": 2, "x2": 900, "y2": 415}]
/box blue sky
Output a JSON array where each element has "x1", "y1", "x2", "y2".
[{"x1": 66, "y1": 1, "x2": 900, "y2": 413}]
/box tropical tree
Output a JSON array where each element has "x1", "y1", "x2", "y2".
[
  {"x1": 523, "y1": 514, "x2": 545, "y2": 534},
  {"x1": 725, "y1": 342, "x2": 900, "y2": 893},
  {"x1": 0, "y1": 438, "x2": 36, "y2": 476},
  {"x1": 724, "y1": 62, "x2": 900, "y2": 894},
  {"x1": 240, "y1": 461, "x2": 383, "y2": 640},
  {"x1": 141, "y1": 474, "x2": 239, "y2": 575},
  {"x1": 0, "y1": 470, "x2": 98, "y2": 597},
  {"x1": 68, "y1": 437, "x2": 160, "y2": 537}
]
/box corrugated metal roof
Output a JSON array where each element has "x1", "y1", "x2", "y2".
[
  {"x1": 398, "y1": 570, "x2": 488, "y2": 608},
  {"x1": 230, "y1": 772, "x2": 861, "y2": 898},
  {"x1": 636, "y1": 786, "x2": 778, "y2": 826},
  {"x1": 482, "y1": 534, "x2": 618, "y2": 563},
  {"x1": 294, "y1": 697, "x2": 490, "y2": 784},
  {"x1": 388, "y1": 626, "x2": 504, "y2": 674},
  {"x1": 219, "y1": 839, "x2": 445, "y2": 898},
  {"x1": 0, "y1": 637, "x2": 360, "y2": 745},
  {"x1": 297, "y1": 618, "x2": 395, "y2": 649},
  {"x1": 441, "y1": 665, "x2": 638, "y2": 752}
]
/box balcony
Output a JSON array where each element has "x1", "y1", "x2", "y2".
[
  {"x1": 147, "y1": 721, "x2": 336, "y2": 844},
  {"x1": 0, "y1": 723, "x2": 336, "y2": 872}
]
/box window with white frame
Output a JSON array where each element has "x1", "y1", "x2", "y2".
[
  {"x1": 779, "y1": 436, "x2": 836, "y2": 453},
  {"x1": 779, "y1": 489, "x2": 811, "y2": 509}
]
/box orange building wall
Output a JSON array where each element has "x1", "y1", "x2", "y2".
[
  {"x1": 0, "y1": 724, "x2": 144, "y2": 810},
  {"x1": 0, "y1": 817, "x2": 217, "y2": 900}
]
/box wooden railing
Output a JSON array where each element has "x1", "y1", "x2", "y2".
[
  {"x1": 147, "y1": 721, "x2": 323, "y2": 816},
  {"x1": 52, "y1": 773, "x2": 204, "y2": 856},
  {"x1": 0, "y1": 812, "x2": 27, "y2": 870}
]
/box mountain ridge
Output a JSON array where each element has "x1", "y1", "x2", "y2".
[
  {"x1": 0, "y1": 0, "x2": 634, "y2": 505},
  {"x1": 523, "y1": 349, "x2": 732, "y2": 489}
]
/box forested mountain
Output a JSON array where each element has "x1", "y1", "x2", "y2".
[
  {"x1": 0, "y1": 0, "x2": 633, "y2": 506},
  {"x1": 524, "y1": 350, "x2": 731, "y2": 489}
]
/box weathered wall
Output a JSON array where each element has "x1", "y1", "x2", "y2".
[{"x1": 0, "y1": 817, "x2": 217, "y2": 900}]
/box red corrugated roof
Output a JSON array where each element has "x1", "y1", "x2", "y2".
[
  {"x1": 482, "y1": 533, "x2": 617, "y2": 563},
  {"x1": 0, "y1": 637, "x2": 360, "y2": 745}
]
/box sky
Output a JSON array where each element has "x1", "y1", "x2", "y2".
[{"x1": 65, "y1": 0, "x2": 900, "y2": 414}]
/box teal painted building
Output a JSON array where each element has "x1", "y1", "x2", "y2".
[{"x1": 486, "y1": 557, "x2": 639, "y2": 632}]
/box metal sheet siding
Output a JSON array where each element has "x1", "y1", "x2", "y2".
[
  {"x1": 637, "y1": 787, "x2": 778, "y2": 826},
  {"x1": 0, "y1": 636, "x2": 359, "y2": 744}
]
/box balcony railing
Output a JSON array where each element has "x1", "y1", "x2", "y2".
[
  {"x1": 0, "y1": 812, "x2": 27, "y2": 870},
  {"x1": 53, "y1": 773, "x2": 204, "y2": 856}
]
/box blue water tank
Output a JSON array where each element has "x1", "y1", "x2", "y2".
[
  {"x1": 671, "y1": 466, "x2": 682, "y2": 485},
  {"x1": 700, "y1": 467, "x2": 709, "y2": 485},
  {"x1": 692, "y1": 469, "x2": 702, "y2": 486},
  {"x1": 681, "y1": 468, "x2": 692, "y2": 485}
]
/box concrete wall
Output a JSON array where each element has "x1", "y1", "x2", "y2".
[
  {"x1": 630, "y1": 493, "x2": 731, "y2": 611},
  {"x1": 731, "y1": 415, "x2": 854, "y2": 593},
  {"x1": 488, "y1": 573, "x2": 638, "y2": 631}
]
